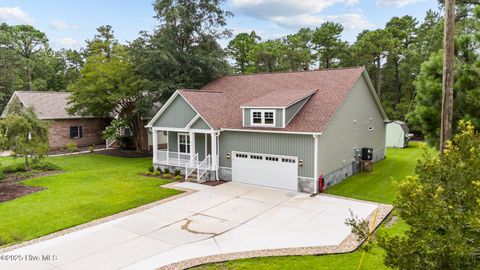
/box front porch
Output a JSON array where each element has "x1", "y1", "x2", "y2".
[{"x1": 151, "y1": 129, "x2": 219, "y2": 182}]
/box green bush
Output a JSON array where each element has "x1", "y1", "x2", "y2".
[
  {"x1": 174, "y1": 175, "x2": 183, "y2": 181},
  {"x1": 0, "y1": 171, "x2": 4, "y2": 181},
  {"x1": 2, "y1": 162, "x2": 59, "y2": 173},
  {"x1": 163, "y1": 173, "x2": 171, "y2": 179},
  {"x1": 88, "y1": 145, "x2": 95, "y2": 153},
  {"x1": 144, "y1": 171, "x2": 152, "y2": 176},
  {"x1": 152, "y1": 171, "x2": 160, "y2": 176},
  {"x1": 156, "y1": 167, "x2": 162, "y2": 173},
  {"x1": 148, "y1": 166, "x2": 154, "y2": 173},
  {"x1": 31, "y1": 162, "x2": 60, "y2": 171},
  {"x1": 174, "y1": 169, "x2": 181, "y2": 176},
  {"x1": 2, "y1": 163, "x2": 27, "y2": 173},
  {"x1": 66, "y1": 141, "x2": 79, "y2": 153},
  {"x1": 163, "y1": 168, "x2": 170, "y2": 174}
]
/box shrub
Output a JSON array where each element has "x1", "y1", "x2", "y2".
[
  {"x1": 162, "y1": 173, "x2": 171, "y2": 179},
  {"x1": 163, "y1": 168, "x2": 170, "y2": 174},
  {"x1": 88, "y1": 145, "x2": 95, "y2": 153},
  {"x1": 30, "y1": 162, "x2": 60, "y2": 171},
  {"x1": 174, "y1": 169, "x2": 181, "y2": 176},
  {"x1": 156, "y1": 167, "x2": 162, "y2": 173},
  {"x1": 174, "y1": 175, "x2": 183, "y2": 181},
  {"x1": 152, "y1": 171, "x2": 160, "y2": 176},
  {"x1": 2, "y1": 163, "x2": 27, "y2": 173},
  {"x1": 66, "y1": 141, "x2": 78, "y2": 153},
  {"x1": 148, "y1": 166, "x2": 154, "y2": 173},
  {"x1": 144, "y1": 171, "x2": 152, "y2": 176}
]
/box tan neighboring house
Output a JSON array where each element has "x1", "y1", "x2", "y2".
[{"x1": 1, "y1": 91, "x2": 109, "y2": 150}]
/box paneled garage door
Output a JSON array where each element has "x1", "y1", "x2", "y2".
[{"x1": 231, "y1": 151, "x2": 298, "y2": 191}]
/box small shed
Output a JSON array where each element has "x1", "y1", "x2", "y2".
[{"x1": 386, "y1": 121, "x2": 411, "y2": 148}]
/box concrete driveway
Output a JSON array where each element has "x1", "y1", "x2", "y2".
[{"x1": 1, "y1": 182, "x2": 379, "y2": 270}]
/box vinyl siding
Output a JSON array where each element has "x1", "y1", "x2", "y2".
[
  {"x1": 219, "y1": 131, "x2": 315, "y2": 178},
  {"x1": 168, "y1": 131, "x2": 211, "y2": 159},
  {"x1": 285, "y1": 96, "x2": 309, "y2": 126},
  {"x1": 151, "y1": 95, "x2": 196, "y2": 128},
  {"x1": 191, "y1": 117, "x2": 211, "y2": 130},
  {"x1": 243, "y1": 108, "x2": 283, "y2": 128},
  {"x1": 195, "y1": 133, "x2": 206, "y2": 160},
  {"x1": 317, "y1": 76, "x2": 386, "y2": 177}
]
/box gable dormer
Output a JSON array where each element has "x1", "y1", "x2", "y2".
[{"x1": 241, "y1": 89, "x2": 316, "y2": 128}]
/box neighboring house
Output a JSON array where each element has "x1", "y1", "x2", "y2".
[
  {"x1": 1, "y1": 91, "x2": 109, "y2": 150},
  {"x1": 147, "y1": 67, "x2": 389, "y2": 193},
  {"x1": 386, "y1": 120, "x2": 412, "y2": 148}
]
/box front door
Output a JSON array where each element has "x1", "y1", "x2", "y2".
[{"x1": 178, "y1": 133, "x2": 190, "y2": 154}]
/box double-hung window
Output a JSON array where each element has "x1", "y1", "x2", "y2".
[
  {"x1": 250, "y1": 110, "x2": 275, "y2": 127},
  {"x1": 69, "y1": 126, "x2": 83, "y2": 139},
  {"x1": 178, "y1": 133, "x2": 190, "y2": 154}
]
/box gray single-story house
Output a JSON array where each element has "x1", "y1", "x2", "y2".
[{"x1": 146, "y1": 67, "x2": 388, "y2": 193}]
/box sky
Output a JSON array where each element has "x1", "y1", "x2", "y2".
[{"x1": 0, "y1": 0, "x2": 440, "y2": 50}]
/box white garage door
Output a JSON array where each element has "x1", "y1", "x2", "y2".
[{"x1": 232, "y1": 151, "x2": 298, "y2": 191}]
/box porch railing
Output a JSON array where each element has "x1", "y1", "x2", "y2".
[
  {"x1": 156, "y1": 150, "x2": 191, "y2": 166},
  {"x1": 197, "y1": 154, "x2": 211, "y2": 182},
  {"x1": 185, "y1": 153, "x2": 199, "y2": 179}
]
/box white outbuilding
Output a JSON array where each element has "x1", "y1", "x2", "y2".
[{"x1": 386, "y1": 121, "x2": 411, "y2": 148}]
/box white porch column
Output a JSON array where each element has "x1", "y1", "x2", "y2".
[
  {"x1": 211, "y1": 132, "x2": 217, "y2": 171},
  {"x1": 189, "y1": 131, "x2": 195, "y2": 160},
  {"x1": 152, "y1": 130, "x2": 158, "y2": 164}
]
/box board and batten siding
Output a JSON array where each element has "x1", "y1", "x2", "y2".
[
  {"x1": 243, "y1": 108, "x2": 283, "y2": 128},
  {"x1": 152, "y1": 95, "x2": 196, "y2": 128},
  {"x1": 190, "y1": 117, "x2": 211, "y2": 130},
  {"x1": 219, "y1": 131, "x2": 315, "y2": 178},
  {"x1": 285, "y1": 96, "x2": 310, "y2": 125},
  {"x1": 317, "y1": 76, "x2": 386, "y2": 180}
]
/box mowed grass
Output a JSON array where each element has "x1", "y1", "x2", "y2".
[
  {"x1": 0, "y1": 154, "x2": 181, "y2": 246},
  {"x1": 194, "y1": 143, "x2": 423, "y2": 270},
  {"x1": 326, "y1": 142, "x2": 423, "y2": 204}
]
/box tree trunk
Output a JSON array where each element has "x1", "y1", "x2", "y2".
[
  {"x1": 395, "y1": 60, "x2": 401, "y2": 104},
  {"x1": 440, "y1": 0, "x2": 455, "y2": 153},
  {"x1": 376, "y1": 57, "x2": 382, "y2": 97},
  {"x1": 25, "y1": 154, "x2": 30, "y2": 171}
]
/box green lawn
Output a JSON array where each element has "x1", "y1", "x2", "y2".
[
  {"x1": 327, "y1": 143, "x2": 423, "y2": 204},
  {"x1": 0, "y1": 154, "x2": 181, "y2": 246},
  {"x1": 194, "y1": 143, "x2": 423, "y2": 270}
]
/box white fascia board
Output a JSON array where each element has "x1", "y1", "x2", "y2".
[
  {"x1": 362, "y1": 70, "x2": 389, "y2": 121},
  {"x1": 177, "y1": 92, "x2": 214, "y2": 130},
  {"x1": 220, "y1": 128, "x2": 321, "y2": 136},
  {"x1": 185, "y1": 114, "x2": 201, "y2": 129},
  {"x1": 146, "y1": 91, "x2": 180, "y2": 128},
  {"x1": 240, "y1": 106, "x2": 285, "y2": 109}
]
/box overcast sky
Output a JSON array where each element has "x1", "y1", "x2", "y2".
[{"x1": 0, "y1": 0, "x2": 440, "y2": 50}]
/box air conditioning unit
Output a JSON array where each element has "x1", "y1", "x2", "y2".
[{"x1": 361, "y1": 148, "x2": 373, "y2": 161}]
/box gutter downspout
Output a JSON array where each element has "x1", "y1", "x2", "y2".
[
  {"x1": 215, "y1": 131, "x2": 221, "y2": 180},
  {"x1": 313, "y1": 134, "x2": 319, "y2": 194}
]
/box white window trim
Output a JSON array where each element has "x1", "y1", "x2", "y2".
[
  {"x1": 70, "y1": 125, "x2": 83, "y2": 139},
  {"x1": 249, "y1": 109, "x2": 276, "y2": 127},
  {"x1": 177, "y1": 133, "x2": 190, "y2": 154}
]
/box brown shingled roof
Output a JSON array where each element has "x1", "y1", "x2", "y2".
[
  {"x1": 177, "y1": 67, "x2": 373, "y2": 133},
  {"x1": 12, "y1": 91, "x2": 81, "y2": 119}
]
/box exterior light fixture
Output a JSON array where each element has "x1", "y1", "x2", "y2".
[
  {"x1": 299, "y1": 160, "x2": 303, "y2": 167},
  {"x1": 226, "y1": 152, "x2": 231, "y2": 159}
]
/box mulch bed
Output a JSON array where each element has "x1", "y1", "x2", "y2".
[
  {"x1": 0, "y1": 171, "x2": 59, "y2": 203},
  {"x1": 201, "y1": 180, "x2": 227, "y2": 186},
  {"x1": 48, "y1": 144, "x2": 106, "y2": 155},
  {"x1": 98, "y1": 149, "x2": 152, "y2": 158}
]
